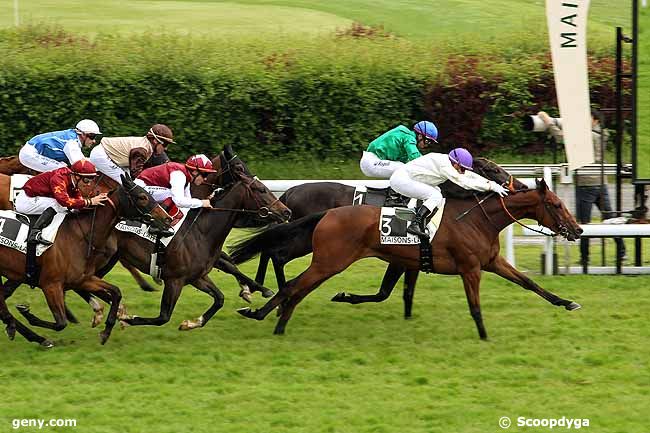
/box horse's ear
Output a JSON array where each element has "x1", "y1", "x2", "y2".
[
  {"x1": 223, "y1": 145, "x2": 235, "y2": 160},
  {"x1": 536, "y1": 178, "x2": 549, "y2": 192}
]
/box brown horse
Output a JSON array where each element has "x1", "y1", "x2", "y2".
[
  {"x1": 230, "y1": 179, "x2": 583, "y2": 338},
  {"x1": 1, "y1": 175, "x2": 171, "y2": 347},
  {"x1": 82, "y1": 152, "x2": 292, "y2": 331},
  {"x1": 0, "y1": 156, "x2": 34, "y2": 176}
]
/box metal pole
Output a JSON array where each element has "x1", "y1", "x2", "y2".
[
  {"x1": 544, "y1": 166, "x2": 554, "y2": 275},
  {"x1": 505, "y1": 225, "x2": 515, "y2": 266},
  {"x1": 616, "y1": 27, "x2": 624, "y2": 217},
  {"x1": 14, "y1": 0, "x2": 19, "y2": 27}
]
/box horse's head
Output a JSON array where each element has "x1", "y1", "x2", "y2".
[
  {"x1": 533, "y1": 179, "x2": 582, "y2": 241},
  {"x1": 117, "y1": 174, "x2": 172, "y2": 230},
  {"x1": 205, "y1": 148, "x2": 291, "y2": 223},
  {"x1": 473, "y1": 158, "x2": 527, "y2": 191}
]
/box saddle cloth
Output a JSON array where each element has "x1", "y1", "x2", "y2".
[
  {"x1": 10, "y1": 174, "x2": 32, "y2": 203},
  {"x1": 115, "y1": 207, "x2": 191, "y2": 248},
  {"x1": 0, "y1": 210, "x2": 66, "y2": 256},
  {"x1": 379, "y1": 199, "x2": 445, "y2": 245}
]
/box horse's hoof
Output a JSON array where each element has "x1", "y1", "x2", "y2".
[
  {"x1": 119, "y1": 319, "x2": 131, "y2": 329},
  {"x1": 566, "y1": 302, "x2": 582, "y2": 311},
  {"x1": 99, "y1": 331, "x2": 111, "y2": 345},
  {"x1": 91, "y1": 313, "x2": 104, "y2": 329},
  {"x1": 117, "y1": 304, "x2": 129, "y2": 320},
  {"x1": 331, "y1": 292, "x2": 347, "y2": 302},
  {"x1": 16, "y1": 304, "x2": 30, "y2": 313},
  {"x1": 239, "y1": 289, "x2": 252, "y2": 304},
  {"x1": 261, "y1": 288, "x2": 275, "y2": 298},
  {"x1": 237, "y1": 307, "x2": 256, "y2": 319},
  {"x1": 40, "y1": 339, "x2": 55, "y2": 349},
  {"x1": 5, "y1": 324, "x2": 16, "y2": 341},
  {"x1": 178, "y1": 316, "x2": 204, "y2": 331}
]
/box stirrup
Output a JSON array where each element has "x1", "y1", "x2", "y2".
[
  {"x1": 30, "y1": 233, "x2": 53, "y2": 246},
  {"x1": 407, "y1": 223, "x2": 428, "y2": 237}
]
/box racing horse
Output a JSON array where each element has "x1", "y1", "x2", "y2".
[
  {"x1": 1, "y1": 174, "x2": 171, "y2": 347},
  {"x1": 252, "y1": 158, "x2": 522, "y2": 318},
  {"x1": 86, "y1": 152, "x2": 292, "y2": 331},
  {"x1": 230, "y1": 179, "x2": 583, "y2": 338},
  {"x1": 0, "y1": 156, "x2": 33, "y2": 176}
]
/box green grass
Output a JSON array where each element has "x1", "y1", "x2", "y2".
[
  {"x1": 0, "y1": 0, "x2": 631, "y2": 48},
  {"x1": 636, "y1": 5, "x2": 650, "y2": 180},
  {"x1": 0, "y1": 235, "x2": 648, "y2": 433}
]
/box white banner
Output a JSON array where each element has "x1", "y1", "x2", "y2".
[{"x1": 546, "y1": 0, "x2": 593, "y2": 170}]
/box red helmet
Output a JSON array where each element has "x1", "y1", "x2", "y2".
[
  {"x1": 185, "y1": 154, "x2": 216, "y2": 173},
  {"x1": 71, "y1": 159, "x2": 98, "y2": 177}
]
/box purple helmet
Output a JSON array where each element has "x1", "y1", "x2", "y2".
[
  {"x1": 448, "y1": 148, "x2": 473, "y2": 170},
  {"x1": 413, "y1": 121, "x2": 438, "y2": 142}
]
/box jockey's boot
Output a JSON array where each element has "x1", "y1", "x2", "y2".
[
  {"x1": 407, "y1": 206, "x2": 436, "y2": 237},
  {"x1": 25, "y1": 207, "x2": 57, "y2": 286},
  {"x1": 27, "y1": 207, "x2": 57, "y2": 246}
]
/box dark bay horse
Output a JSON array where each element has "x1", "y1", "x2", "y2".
[
  {"x1": 91, "y1": 155, "x2": 291, "y2": 331},
  {"x1": 0, "y1": 156, "x2": 33, "y2": 176},
  {"x1": 1, "y1": 175, "x2": 171, "y2": 347},
  {"x1": 253, "y1": 158, "x2": 522, "y2": 318},
  {"x1": 230, "y1": 179, "x2": 583, "y2": 338}
]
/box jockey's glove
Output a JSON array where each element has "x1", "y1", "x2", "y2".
[{"x1": 489, "y1": 181, "x2": 509, "y2": 197}]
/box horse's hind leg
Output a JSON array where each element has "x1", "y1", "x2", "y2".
[
  {"x1": 123, "y1": 260, "x2": 158, "y2": 292},
  {"x1": 179, "y1": 276, "x2": 224, "y2": 330},
  {"x1": 16, "y1": 283, "x2": 68, "y2": 332},
  {"x1": 255, "y1": 252, "x2": 271, "y2": 286},
  {"x1": 0, "y1": 290, "x2": 16, "y2": 340},
  {"x1": 460, "y1": 269, "x2": 487, "y2": 340},
  {"x1": 403, "y1": 270, "x2": 419, "y2": 319},
  {"x1": 331, "y1": 263, "x2": 404, "y2": 305},
  {"x1": 215, "y1": 252, "x2": 274, "y2": 302},
  {"x1": 486, "y1": 256, "x2": 579, "y2": 310}
]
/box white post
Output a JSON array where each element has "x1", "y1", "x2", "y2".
[
  {"x1": 643, "y1": 0, "x2": 648, "y2": 8},
  {"x1": 505, "y1": 225, "x2": 515, "y2": 266},
  {"x1": 14, "y1": 0, "x2": 19, "y2": 27},
  {"x1": 544, "y1": 166, "x2": 554, "y2": 275}
]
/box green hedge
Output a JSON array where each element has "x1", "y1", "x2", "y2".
[{"x1": 0, "y1": 27, "x2": 626, "y2": 163}]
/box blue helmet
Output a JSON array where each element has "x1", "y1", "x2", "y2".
[
  {"x1": 413, "y1": 121, "x2": 438, "y2": 142},
  {"x1": 448, "y1": 147, "x2": 473, "y2": 170}
]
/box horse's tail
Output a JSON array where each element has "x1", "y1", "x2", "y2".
[{"x1": 229, "y1": 211, "x2": 326, "y2": 264}]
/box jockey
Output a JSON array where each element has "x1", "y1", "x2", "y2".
[
  {"x1": 15, "y1": 159, "x2": 109, "y2": 285},
  {"x1": 135, "y1": 154, "x2": 215, "y2": 231},
  {"x1": 360, "y1": 121, "x2": 438, "y2": 178},
  {"x1": 19, "y1": 119, "x2": 102, "y2": 173},
  {"x1": 90, "y1": 124, "x2": 176, "y2": 184},
  {"x1": 390, "y1": 147, "x2": 509, "y2": 237}
]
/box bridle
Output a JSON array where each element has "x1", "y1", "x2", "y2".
[
  {"x1": 457, "y1": 175, "x2": 569, "y2": 238},
  {"x1": 209, "y1": 175, "x2": 280, "y2": 219}
]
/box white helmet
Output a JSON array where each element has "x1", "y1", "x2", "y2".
[{"x1": 75, "y1": 119, "x2": 101, "y2": 135}]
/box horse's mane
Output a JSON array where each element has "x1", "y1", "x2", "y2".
[{"x1": 440, "y1": 157, "x2": 525, "y2": 200}]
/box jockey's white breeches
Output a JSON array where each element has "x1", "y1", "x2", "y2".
[
  {"x1": 390, "y1": 167, "x2": 442, "y2": 211},
  {"x1": 360, "y1": 152, "x2": 405, "y2": 179},
  {"x1": 18, "y1": 145, "x2": 66, "y2": 173},
  {"x1": 90, "y1": 146, "x2": 127, "y2": 184},
  {"x1": 14, "y1": 193, "x2": 67, "y2": 215},
  {"x1": 134, "y1": 179, "x2": 172, "y2": 203}
]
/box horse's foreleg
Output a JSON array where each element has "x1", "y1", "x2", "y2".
[
  {"x1": 122, "y1": 278, "x2": 183, "y2": 327},
  {"x1": 73, "y1": 289, "x2": 106, "y2": 328},
  {"x1": 331, "y1": 263, "x2": 404, "y2": 305},
  {"x1": 272, "y1": 256, "x2": 289, "y2": 292},
  {"x1": 0, "y1": 290, "x2": 16, "y2": 340},
  {"x1": 16, "y1": 283, "x2": 68, "y2": 332},
  {"x1": 486, "y1": 256, "x2": 580, "y2": 310},
  {"x1": 77, "y1": 277, "x2": 122, "y2": 345},
  {"x1": 403, "y1": 270, "x2": 419, "y2": 319},
  {"x1": 215, "y1": 252, "x2": 274, "y2": 302},
  {"x1": 460, "y1": 269, "x2": 487, "y2": 340},
  {"x1": 179, "y1": 276, "x2": 224, "y2": 330}
]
